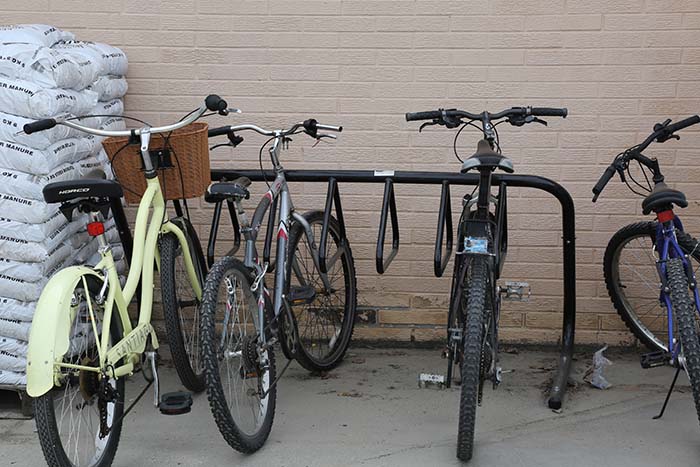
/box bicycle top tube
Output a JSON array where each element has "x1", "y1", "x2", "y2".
[{"x1": 21, "y1": 94, "x2": 230, "y2": 138}]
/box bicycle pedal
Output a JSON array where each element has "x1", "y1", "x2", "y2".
[
  {"x1": 640, "y1": 351, "x2": 671, "y2": 369},
  {"x1": 287, "y1": 285, "x2": 316, "y2": 305},
  {"x1": 418, "y1": 373, "x2": 446, "y2": 389},
  {"x1": 501, "y1": 281, "x2": 531, "y2": 302},
  {"x1": 159, "y1": 391, "x2": 193, "y2": 415}
]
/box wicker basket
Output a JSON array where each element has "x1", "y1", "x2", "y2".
[{"x1": 102, "y1": 122, "x2": 210, "y2": 204}]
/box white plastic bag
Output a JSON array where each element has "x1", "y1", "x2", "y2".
[
  {"x1": 0, "y1": 162, "x2": 82, "y2": 200},
  {"x1": 86, "y1": 76, "x2": 128, "y2": 101},
  {"x1": 0, "y1": 111, "x2": 81, "y2": 149},
  {"x1": 0, "y1": 76, "x2": 98, "y2": 118},
  {"x1": 82, "y1": 115, "x2": 126, "y2": 154},
  {"x1": 589, "y1": 345, "x2": 613, "y2": 389},
  {"x1": 0, "y1": 317, "x2": 32, "y2": 341},
  {"x1": 0, "y1": 137, "x2": 92, "y2": 174},
  {"x1": 0, "y1": 210, "x2": 71, "y2": 244},
  {"x1": 0, "y1": 349, "x2": 27, "y2": 372},
  {"x1": 53, "y1": 41, "x2": 128, "y2": 76},
  {"x1": 0, "y1": 369, "x2": 26, "y2": 386},
  {"x1": 0, "y1": 24, "x2": 74, "y2": 47},
  {"x1": 0, "y1": 297, "x2": 34, "y2": 322},
  {"x1": 0, "y1": 192, "x2": 58, "y2": 223},
  {"x1": 0, "y1": 335, "x2": 28, "y2": 355},
  {"x1": 0, "y1": 42, "x2": 92, "y2": 90}
]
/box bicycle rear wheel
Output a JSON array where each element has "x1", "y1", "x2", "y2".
[
  {"x1": 604, "y1": 222, "x2": 700, "y2": 351},
  {"x1": 160, "y1": 232, "x2": 205, "y2": 392},
  {"x1": 34, "y1": 277, "x2": 125, "y2": 467},
  {"x1": 285, "y1": 211, "x2": 357, "y2": 372},
  {"x1": 457, "y1": 255, "x2": 491, "y2": 462},
  {"x1": 200, "y1": 256, "x2": 276, "y2": 453},
  {"x1": 666, "y1": 258, "x2": 700, "y2": 427}
]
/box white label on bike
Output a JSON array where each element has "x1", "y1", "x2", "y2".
[
  {"x1": 464, "y1": 237, "x2": 489, "y2": 254},
  {"x1": 374, "y1": 170, "x2": 394, "y2": 177}
]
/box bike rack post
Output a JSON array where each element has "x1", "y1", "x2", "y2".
[
  {"x1": 434, "y1": 181, "x2": 454, "y2": 278},
  {"x1": 263, "y1": 195, "x2": 278, "y2": 267},
  {"x1": 319, "y1": 177, "x2": 348, "y2": 274},
  {"x1": 376, "y1": 178, "x2": 400, "y2": 274},
  {"x1": 211, "y1": 168, "x2": 576, "y2": 409}
]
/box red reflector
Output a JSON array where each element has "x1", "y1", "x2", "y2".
[
  {"x1": 657, "y1": 210, "x2": 675, "y2": 223},
  {"x1": 87, "y1": 222, "x2": 105, "y2": 236}
]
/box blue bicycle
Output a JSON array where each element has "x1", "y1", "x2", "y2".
[{"x1": 593, "y1": 115, "x2": 700, "y2": 423}]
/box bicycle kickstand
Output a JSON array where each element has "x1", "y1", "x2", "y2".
[{"x1": 653, "y1": 366, "x2": 681, "y2": 420}]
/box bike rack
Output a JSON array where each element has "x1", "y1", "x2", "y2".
[
  {"x1": 319, "y1": 177, "x2": 348, "y2": 274},
  {"x1": 211, "y1": 168, "x2": 576, "y2": 410},
  {"x1": 434, "y1": 181, "x2": 453, "y2": 278},
  {"x1": 206, "y1": 199, "x2": 241, "y2": 267},
  {"x1": 376, "y1": 178, "x2": 400, "y2": 274}
]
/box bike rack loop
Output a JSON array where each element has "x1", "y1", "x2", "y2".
[{"x1": 211, "y1": 168, "x2": 576, "y2": 410}]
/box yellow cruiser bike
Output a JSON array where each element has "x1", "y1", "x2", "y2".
[{"x1": 22, "y1": 95, "x2": 230, "y2": 467}]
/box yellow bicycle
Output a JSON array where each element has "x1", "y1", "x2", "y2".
[{"x1": 22, "y1": 95, "x2": 230, "y2": 467}]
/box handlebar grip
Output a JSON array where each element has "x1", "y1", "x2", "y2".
[
  {"x1": 23, "y1": 118, "x2": 57, "y2": 134},
  {"x1": 592, "y1": 165, "x2": 616, "y2": 202},
  {"x1": 208, "y1": 126, "x2": 232, "y2": 138},
  {"x1": 205, "y1": 94, "x2": 228, "y2": 113},
  {"x1": 405, "y1": 110, "x2": 442, "y2": 122},
  {"x1": 316, "y1": 123, "x2": 343, "y2": 132},
  {"x1": 531, "y1": 108, "x2": 568, "y2": 118},
  {"x1": 665, "y1": 115, "x2": 700, "y2": 134}
]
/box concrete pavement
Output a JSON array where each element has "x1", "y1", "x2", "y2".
[{"x1": 1, "y1": 346, "x2": 698, "y2": 466}]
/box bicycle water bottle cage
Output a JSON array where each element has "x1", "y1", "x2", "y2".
[
  {"x1": 641, "y1": 181, "x2": 688, "y2": 215},
  {"x1": 460, "y1": 139, "x2": 514, "y2": 174}
]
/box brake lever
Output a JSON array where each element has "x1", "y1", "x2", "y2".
[
  {"x1": 311, "y1": 133, "x2": 337, "y2": 148},
  {"x1": 509, "y1": 116, "x2": 548, "y2": 127},
  {"x1": 227, "y1": 132, "x2": 244, "y2": 147},
  {"x1": 419, "y1": 120, "x2": 439, "y2": 132}
]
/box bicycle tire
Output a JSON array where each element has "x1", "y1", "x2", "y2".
[
  {"x1": 201, "y1": 256, "x2": 276, "y2": 453},
  {"x1": 160, "y1": 232, "x2": 205, "y2": 393},
  {"x1": 457, "y1": 255, "x2": 490, "y2": 461},
  {"x1": 666, "y1": 258, "x2": 700, "y2": 427},
  {"x1": 285, "y1": 211, "x2": 357, "y2": 372},
  {"x1": 604, "y1": 221, "x2": 700, "y2": 351},
  {"x1": 34, "y1": 278, "x2": 125, "y2": 467}
]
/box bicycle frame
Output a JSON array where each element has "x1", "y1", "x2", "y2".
[
  {"x1": 26, "y1": 135, "x2": 201, "y2": 398},
  {"x1": 236, "y1": 136, "x2": 336, "y2": 345},
  {"x1": 655, "y1": 216, "x2": 700, "y2": 359}
]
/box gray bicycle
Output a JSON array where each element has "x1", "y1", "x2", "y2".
[{"x1": 199, "y1": 119, "x2": 357, "y2": 452}]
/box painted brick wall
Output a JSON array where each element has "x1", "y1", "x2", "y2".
[{"x1": 4, "y1": 0, "x2": 700, "y2": 346}]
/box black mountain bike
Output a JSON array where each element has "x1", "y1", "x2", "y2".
[{"x1": 406, "y1": 106, "x2": 567, "y2": 461}]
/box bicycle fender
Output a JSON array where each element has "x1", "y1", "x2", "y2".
[{"x1": 26, "y1": 266, "x2": 103, "y2": 398}]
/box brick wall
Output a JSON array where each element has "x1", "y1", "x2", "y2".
[{"x1": 5, "y1": 0, "x2": 700, "y2": 345}]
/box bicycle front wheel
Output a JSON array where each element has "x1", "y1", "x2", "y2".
[
  {"x1": 200, "y1": 256, "x2": 276, "y2": 453},
  {"x1": 666, "y1": 258, "x2": 700, "y2": 426},
  {"x1": 160, "y1": 232, "x2": 205, "y2": 392},
  {"x1": 34, "y1": 277, "x2": 125, "y2": 467},
  {"x1": 457, "y1": 255, "x2": 490, "y2": 462},
  {"x1": 604, "y1": 222, "x2": 700, "y2": 351},
  {"x1": 285, "y1": 211, "x2": 357, "y2": 372}
]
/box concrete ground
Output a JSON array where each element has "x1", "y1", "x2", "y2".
[{"x1": 1, "y1": 346, "x2": 699, "y2": 466}]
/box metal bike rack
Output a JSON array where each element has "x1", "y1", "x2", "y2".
[{"x1": 211, "y1": 168, "x2": 576, "y2": 410}]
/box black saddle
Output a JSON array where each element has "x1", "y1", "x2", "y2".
[
  {"x1": 205, "y1": 177, "x2": 251, "y2": 203},
  {"x1": 43, "y1": 179, "x2": 123, "y2": 204},
  {"x1": 642, "y1": 182, "x2": 688, "y2": 215},
  {"x1": 461, "y1": 139, "x2": 514, "y2": 174}
]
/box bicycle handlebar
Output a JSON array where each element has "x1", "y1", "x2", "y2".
[
  {"x1": 208, "y1": 119, "x2": 342, "y2": 139},
  {"x1": 23, "y1": 94, "x2": 228, "y2": 137},
  {"x1": 592, "y1": 114, "x2": 700, "y2": 201},
  {"x1": 591, "y1": 165, "x2": 616, "y2": 202},
  {"x1": 405, "y1": 106, "x2": 568, "y2": 123}
]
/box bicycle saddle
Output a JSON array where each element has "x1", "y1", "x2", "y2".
[
  {"x1": 461, "y1": 139, "x2": 514, "y2": 174},
  {"x1": 642, "y1": 181, "x2": 688, "y2": 215},
  {"x1": 43, "y1": 179, "x2": 123, "y2": 203},
  {"x1": 205, "y1": 176, "x2": 251, "y2": 203}
]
